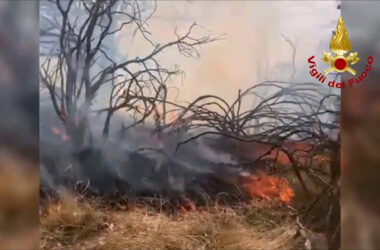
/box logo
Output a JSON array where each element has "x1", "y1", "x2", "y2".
[
  {"x1": 321, "y1": 17, "x2": 359, "y2": 75},
  {"x1": 307, "y1": 17, "x2": 373, "y2": 88}
]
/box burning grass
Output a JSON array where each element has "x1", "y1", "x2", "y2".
[
  {"x1": 40, "y1": 194, "x2": 304, "y2": 249},
  {"x1": 242, "y1": 171, "x2": 295, "y2": 204}
]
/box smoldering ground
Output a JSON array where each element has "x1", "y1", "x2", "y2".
[{"x1": 39, "y1": 99, "x2": 255, "y2": 202}]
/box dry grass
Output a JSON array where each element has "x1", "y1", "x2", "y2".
[
  {"x1": 40, "y1": 193, "x2": 108, "y2": 249},
  {"x1": 41, "y1": 194, "x2": 302, "y2": 250}
]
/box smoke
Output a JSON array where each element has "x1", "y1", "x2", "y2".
[
  {"x1": 123, "y1": 1, "x2": 340, "y2": 107},
  {"x1": 39, "y1": 96, "x2": 248, "y2": 199},
  {"x1": 39, "y1": 1, "x2": 339, "y2": 202}
]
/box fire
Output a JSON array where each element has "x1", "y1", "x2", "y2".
[
  {"x1": 242, "y1": 171, "x2": 294, "y2": 204},
  {"x1": 51, "y1": 126, "x2": 61, "y2": 135},
  {"x1": 51, "y1": 126, "x2": 71, "y2": 143},
  {"x1": 179, "y1": 195, "x2": 196, "y2": 214}
]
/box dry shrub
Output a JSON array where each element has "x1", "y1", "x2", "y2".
[{"x1": 41, "y1": 195, "x2": 301, "y2": 249}]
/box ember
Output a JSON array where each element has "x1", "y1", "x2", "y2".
[
  {"x1": 50, "y1": 126, "x2": 71, "y2": 142},
  {"x1": 179, "y1": 195, "x2": 196, "y2": 214},
  {"x1": 242, "y1": 171, "x2": 294, "y2": 204},
  {"x1": 51, "y1": 126, "x2": 60, "y2": 135}
]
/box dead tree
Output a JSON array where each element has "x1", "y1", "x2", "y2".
[{"x1": 40, "y1": 0, "x2": 219, "y2": 146}]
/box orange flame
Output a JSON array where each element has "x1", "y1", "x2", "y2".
[
  {"x1": 51, "y1": 126, "x2": 71, "y2": 143},
  {"x1": 242, "y1": 171, "x2": 294, "y2": 204},
  {"x1": 179, "y1": 195, "x2": 196, "y2": 214},
  {"x1": 51, "y1": 126, "x2": 61, "y2": 135}
]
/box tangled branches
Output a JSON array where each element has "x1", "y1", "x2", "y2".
[{"x1": 40, "y1": 0, "x2": 221, "y2": 146}]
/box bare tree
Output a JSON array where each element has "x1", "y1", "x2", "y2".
[{"x1": 40, "y1": 0, "x2": 220, "y2": 146}]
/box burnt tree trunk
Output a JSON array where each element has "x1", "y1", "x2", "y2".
[{"x1": 64, "y1": 115, "x2": 89, "y2": 147}]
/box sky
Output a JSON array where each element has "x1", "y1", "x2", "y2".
[{"x1": 116, "y1": 1, "x2": 340, "y2": 106}]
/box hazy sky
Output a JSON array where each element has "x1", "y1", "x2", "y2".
[{"x1": 116, "y1": 1, "x2": 340, "y2": 105}]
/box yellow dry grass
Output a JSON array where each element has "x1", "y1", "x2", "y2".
[
  {"x1": 40, "y1": 193, "x2": 107, "y2": 249},
  {"x1": 41, "y1": 194, "x2": 301, "y2": 250}
]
